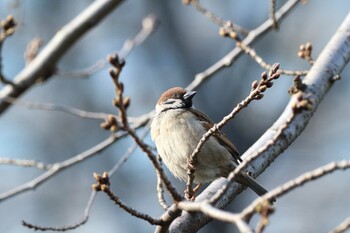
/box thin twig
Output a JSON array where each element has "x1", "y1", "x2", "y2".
[
  {"x1": 2, "y1": 85, "x2": 153, "y2": 129},
  {"x1": 192, "y1": 0, "x2": 305, "y2": 79},
  {"x1": 209, "y1": 111, "x2": 294, "y2": 206},
  {"x1": 0, "y1": 44, "x2": 14, "y2": 85},
  {"x1": 21, "y1": 126, "x2": 150, "y2": 231},
  {"x1": 330, "y1": 216, "x2": 350, "y2": 233},
  {"x1": 8, "y1": 101, "x2": 149, "y2": 203},
  {"x1": 102, "y1": 185, "x2": 164, "y2": 225},
  {"x1": 156, "y1": 155, "x2": 169, "y2": 210},
  {"x1": 190, "y1": 0, "x2": 249, "y2": 36},
  {"x1": 0, "y1": 129, "x2": 149, "y2": 202},
  {"x1": 109, "y1": 124, "x2": 151, "y2": 176},
  {"x1": 0, "y1": 158, "x2": 51, "y2": 170},
  {"x1": 22, "y1": 191, "x2": 96, "y2": 231},
  {"x1": 2, "y1": 96, "x2": 109, "y2": 120},
  {"x1": 126, "y1": 124, "x2": 182, "y2": 202},
  {"x1": 236, "y1": 41, "x2": 308, "y2": 76},
  {"x1": 254, "y1": 200, "x2": 274, "y2": 233},
  {"x1": 57, "y1": 14, "x2": 158, "y2": 78},
  {"x1": 93, "y1": 172, "x2": 165, "y2": 226},
  {"x1": 119, "y1": 14, "x2": 158, "y2": 59},
  {"x1": 57, "y1": 60, "x2": 106, "y2": 78},
  {"x1": 242, "y1": 160, "x2": 350, "y2": 219},
  {"x1": 270, "y1": 0, "x2": 278, "y2": 29},
  {"x1": 157, "y1": 173, "x2": 169, "y2": 210},
  {"x1": 186, "y1": 0, "x2": 301, "y2": 91},
  {"x1": 218, "y1": 27, "x2": 307, "y2": 75}
]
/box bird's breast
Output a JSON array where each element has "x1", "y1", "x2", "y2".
[
  {"x1": 151, "y1": 110, "x2": 203, "y2": 180},
  {"x1": 151, "y1": 110, "x2": 233, "y2": 183}
]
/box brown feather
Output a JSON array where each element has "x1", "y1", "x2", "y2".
[{"x1": 188, "y1": 108, "x2": 242, "y2": 164}]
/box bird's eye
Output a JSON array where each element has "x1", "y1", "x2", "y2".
[
  {"x1": 164, "y1": 99, "x2": 175, "y2": 105},
  {"x1": 172, "y1": 93, "x2": 182, "y2": 99}
]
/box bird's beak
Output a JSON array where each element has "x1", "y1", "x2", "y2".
[{"x1": 184, "y1": 90, "x2": 196, "y2": 100}]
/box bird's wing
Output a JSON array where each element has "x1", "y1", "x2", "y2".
[{"x1": 189, "y1": 108, "x2": 242, "y2": 164}]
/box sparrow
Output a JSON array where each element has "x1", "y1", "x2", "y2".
[{"x1": 150, "y1": 87, "x2": 270, "y2": 198}]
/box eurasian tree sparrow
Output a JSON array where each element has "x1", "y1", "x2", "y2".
[{"x1": 151, "y1": 87, "x2": 270, "y2": 197}]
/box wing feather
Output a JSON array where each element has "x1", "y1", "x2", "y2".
[{"x1": 188, "y1": 108, "x2": 242, "y2": 164}]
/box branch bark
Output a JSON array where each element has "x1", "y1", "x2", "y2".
[
  {"x1": 0, "y1": 0, "x2": 124, "y2": 114},
  {"x1": 169, "y1": 11, "x2": 350, "y2": 233}
]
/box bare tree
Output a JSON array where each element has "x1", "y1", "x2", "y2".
[{"x1": 1, "y1": 1, "x2": 350, "y2": 233}]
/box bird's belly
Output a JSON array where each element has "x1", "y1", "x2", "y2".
[{"x1": 152, "y1": 111, "x2": 229, "y2": 183}]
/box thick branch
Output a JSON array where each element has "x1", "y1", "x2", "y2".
[
  {"x1": 169, "y1": 11, "x2": 350, "y2": 233},
  {"x1": 177, "y1": 201, "x2": 252, "y2": 233},
  {"x1": 0, "y1": 0, "x2": 123, "y2": 114}
]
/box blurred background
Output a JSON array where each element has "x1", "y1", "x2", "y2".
[{"x1": 0, "y1": 0, "x2": 349, "y2": 232}]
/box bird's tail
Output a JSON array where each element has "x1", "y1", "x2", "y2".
[{"x1": 237, "y1": 172, "x2": 275, "y2": 202}]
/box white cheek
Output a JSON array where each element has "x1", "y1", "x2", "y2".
[{"x1": 155, "y1": 104, "x2": 162, "y2": 114}]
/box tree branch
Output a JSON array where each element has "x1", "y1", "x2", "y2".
[
  {"x1": 269, "y1": 0, "x2": 278, "y2": 29},
  {"x1": 241, "y1": 160, "x2": 350, "y2": 218},
  {"x1": 0, "y1": 132, "x2": 127, "y2": 201},
  {"x1": 177, "y1": 201, "x2": 252, "y2": 233},
  {"x1": 57, "y1": 13, "x2": 158, "y2": 78},
  {"x1": 0, "y1": 157, "x2": 51, "y2": 170},
  {"x1": 21, "y1": 126, "x2": 150, "y2": 231},
  {"x1": 2, "y1": 96, "x2": 109, "y2": 120},
  {"x1": 93, "y1": 172, "x2": 165, "y2": 226},
  {"x1": 330, "y1": 216, "x2": 350, "y2": 233},
  {"x1": 22, "y1": 191, "x2": 96, "y2": 231},
  {"x1": 0, "y1": 0, "x2": 124, "y2": 114},
  {"x1": 186, "y1": 0, "x2": 300, "y2": 91},
  {"x1": 189, "y1": 0, "x2": 249, "y2": 36},
  {"x1": 169, "y1": 11, "x2": 350, "y2": 233},
  {"x1": 0, "y1": 105, "x2": 149, "y2": 202}
]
